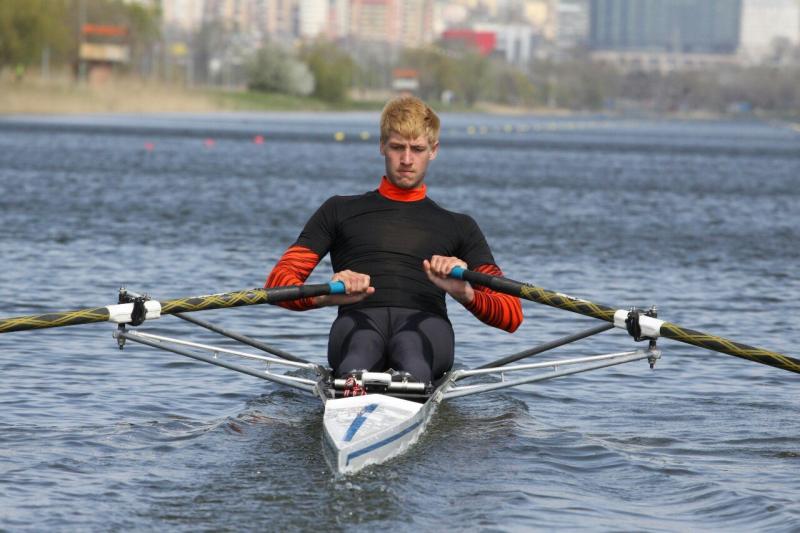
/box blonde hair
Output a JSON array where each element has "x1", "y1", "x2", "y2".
[{"x1": 379, "y1": 96, "x2": 440, "y2": 146}]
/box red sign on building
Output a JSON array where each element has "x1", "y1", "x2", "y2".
[{"x1": 441, "y1": 29, "x2": 497, "y2": 56}]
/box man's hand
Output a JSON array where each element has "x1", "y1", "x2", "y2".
[
  {"x1": 313, "y1": 270, "x2": 375, "y2": 307},
  {"x1": 423, "y1": 255, "x2": 474, "y2": 306}
]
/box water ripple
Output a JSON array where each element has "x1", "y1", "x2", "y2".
[{"x1": 1, "y1": 114, "x2": 798, "y2": 531}]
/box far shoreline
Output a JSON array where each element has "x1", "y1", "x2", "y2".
[{"x1": 1, "y1": 73, "x2": 795, "y2": 124}]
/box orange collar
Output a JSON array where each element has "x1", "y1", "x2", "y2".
[{"x1": 378, "y1": 176, "x2": 426, "y2": 202}]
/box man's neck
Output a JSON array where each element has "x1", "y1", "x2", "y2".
[{"x1": 378, "y1": 176, "x2": 426, "y2": 202}]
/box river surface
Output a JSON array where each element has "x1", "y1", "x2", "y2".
[{"x1": 0, "y1": 112, "x2": 798, "y2": 531}]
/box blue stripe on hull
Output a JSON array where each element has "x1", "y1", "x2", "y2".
[
  {"x1": 343, "y1": 403, "x2": 379, "y2": 442},
  {"x1": 345, "y1": 420, "x2": 423, "y2": 466}
]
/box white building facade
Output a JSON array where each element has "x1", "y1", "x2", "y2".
[{"x1": 739, "y1": 0, "x2": 800, "y2": 62}]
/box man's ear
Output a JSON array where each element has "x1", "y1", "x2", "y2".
[
  {"x1": 379, "y1": 141, "x2": 386, "y2": 156},
  {"x1": 429, "y1": 141, "x2": 440, "y2": 160}
]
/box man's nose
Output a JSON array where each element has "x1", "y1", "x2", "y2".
[{"x1": 400, "y1": 148, "x2": 412, "y2": 163}]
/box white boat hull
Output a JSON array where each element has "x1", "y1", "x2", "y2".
[
  {"x1": 323, "y1": 393, "x2": 440, "y2": 474},
  {"x1": 118, "y1": 327, "x2": 659, "y2": 474}
]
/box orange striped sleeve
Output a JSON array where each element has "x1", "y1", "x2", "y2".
[
  {"x1": 463, "y1": 264, "x2": 523, "y2": 333},
  {"x1": 264, "y1": 245, "x2": 321, "y2": 311}
]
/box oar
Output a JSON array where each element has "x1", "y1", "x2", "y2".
[
  {"x1": 0, "y1": 282, "x2": 346, "y2": 334},
  {"x1": 450, "y1": 266, "x2": 800, "y2": 375}
]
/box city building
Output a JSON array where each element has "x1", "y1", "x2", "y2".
[
  {"x1": 263, "y1": 0, "x2": 301, "y2": 41},
  {"x1": 432, "y1": 1, "x2": 470, "y2": 36},
  {"x1": 348, "y1": 0, "x2": 434, "y2": 47},
  {"x1": 739, "y1": 0, "x2": 800, "y2": 62},
  {"x1": 440, "y1": 29, "x2": 497, "y2": 55},
  {"x1": 160, "y1": 0, "x2": 206, "y2": 31},
  {"x1": 474, "y1": 23, "x2": 537, "y2": 65},
  {"x1": 524, "y1": 0, "x2": 553, "y2": 37},
  {"x1": 203, "y1": 0, "x2": 255, "y2": 31},
  {"x1": 553, "y1": 0, "x2": 588, "y2": 51},
  {"x1": 399, "y1": 0, "x2": 435, "y2": 48},
  {"x1": 330, "y1": 0, "x2": 351, "y2": 39},
  {"x1": 299, "y1": 0, "x2": 328, "y2": 37},
  {"x1": 349, "y1": 0, "x2": 400, "y2": 43},
  {"x1": 588, "y1": 0, "x2": 742, "y2": 71}
]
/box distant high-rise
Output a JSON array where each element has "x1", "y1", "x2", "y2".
[
  {"x1": 299, "y1": 0, "x2": 328, "y2": 37},
  {"x1": 349, "y1": 0, "x2": 399, "y2": 43},
  {"x1": 349, "y1": 0, "x2": 433, "y2": 47},
  {"x1": 161, "y1": 0, "x2": 206, "y2": 32},
  {"x1": 203, "y1": 0, "x2": 259, "y2": 31},
  {"x1": 740, "y1": 0, "x2": 800, "y2": 62},
  {"x1": 554, "y1": 0, "x2": 588, "y2": 50},
  {"x1": 474, "y1": 23, "x2": 536, "y2": 65},
  {"x1": 589, "y1": 0, "x2": 741, "y2": 54},
  {"x1": 588, "y1": 0, "x2": 742, "y2": 70},
  {"x1": 400, "y1": 0, "x2": 434, "y2": 47}
]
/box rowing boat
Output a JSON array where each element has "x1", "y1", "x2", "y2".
[
  {"x1": 113, "y1": 315, "x2": 657, "y2": 474},
  {"x1": 0, "y1": 270, "x2": 797, "y2": 474}
]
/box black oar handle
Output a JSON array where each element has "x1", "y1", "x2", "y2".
[
  {"x1": 0, "y1": 281, "x2": 346, "y2": 334},
  {"x1": 451, "y1": 266, "x2": 618, "y2": 322},
  {"x1": 450, "y1": 267, "x2": 800, "y2": 375}
]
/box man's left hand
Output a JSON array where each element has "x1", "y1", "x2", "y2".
[{"x1": 423, "y1": 255, "x2": 474, "y2": 306}]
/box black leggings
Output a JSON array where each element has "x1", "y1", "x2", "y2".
[{"x1": 327, "y1": 307, "x2": 454, "y2": 384}]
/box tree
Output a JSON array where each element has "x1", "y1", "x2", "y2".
[
  {"x1": 452, "y1": 50, "x2": 489, "y2": 105},
  {"x1": 400, "y1": 45, "x2": 495, "y2": 105},
  {"x1": 0, "y1": 0, "x2": 70, "y2": 71},
  {"x1": 247, "y1": 42, "x2": 313, "y2": 96},
  {"x1": 486, "y1": 61, "x2": 537, "y2": 107},
  {"x1": 300, "y1": 40, "x2": 355, "y2": 103},
  {"x1": 123, "y1": 0, "x2": 162, "y2": 77},
  {"x1": 0, "y1": 0, "x2": 161, "y2": 76},
  {"x1": 528, "y1": 58, "x2": 619, "y2": 110},
  {"x1": 400, "y1": 47, "x2": 456, "y2": 102}
]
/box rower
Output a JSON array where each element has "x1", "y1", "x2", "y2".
[{"x1": 265, "y1": 96, "x2": 522, "y2": 384}]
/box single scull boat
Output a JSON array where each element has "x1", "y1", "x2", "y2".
[{"x1": 0, "y1": 268, "x2": 797, "y2": 473}]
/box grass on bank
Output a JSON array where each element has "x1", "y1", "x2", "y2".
[
  {"x1": 207, "y1": 89, "x2": 385, "y2": 112},
  {"x1": 0, "y1": 72, "x2": 515, "y2": 115},
  {"x1": 8, "y1": 71, "x2": 783, "y2": 118},
  {"x1": 0, "y1": 72, "x2": 392, "y2": 114}
]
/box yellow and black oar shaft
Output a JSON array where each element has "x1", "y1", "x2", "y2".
[
  {"x1": 0, "y1": 281, "x2": 346, "y2": 335},
  {"x1": 451, "y1": 267, "x2": 800, "y2": 375}
]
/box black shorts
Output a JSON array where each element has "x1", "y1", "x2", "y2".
[{"x1": 327, "y1": 307, "x2": 454, "y2": 384}]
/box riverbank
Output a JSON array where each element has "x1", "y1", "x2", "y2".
[
  {"x1": 3, "y1": 73, "x2": 794, "y2": 122},
  {"x1": 0, "y1": 74, "x2": 556, "y2": 115},
  {"x1": 0, "y1": 73, "x2": 386, "y2": 114}
]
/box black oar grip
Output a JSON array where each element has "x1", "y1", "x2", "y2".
[
  {"x1": 451, "y1": 266, "x2": 519, "y2": 294},
  {"x1": 268, "y1": 280, "x2": 346, "y2": 302}
]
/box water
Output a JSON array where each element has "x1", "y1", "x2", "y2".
[{"x1": 0, "y1": 112, "x2": 798, "y2": 531}]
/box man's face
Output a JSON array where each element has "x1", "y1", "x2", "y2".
[{"x1": 380, "y1": 132, "x2": 439, "y2": 190}]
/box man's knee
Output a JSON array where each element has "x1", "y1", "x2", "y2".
[{"x1": 328, "y1": 311, "x2": 388, "y2": 376}]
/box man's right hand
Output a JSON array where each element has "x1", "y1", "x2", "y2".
[{"x1": 313, "y1": 270, "x2": 375, "y2": 307}]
